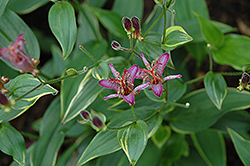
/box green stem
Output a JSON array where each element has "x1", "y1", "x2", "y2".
[
  {"x1": 165, "y1": 101, "x2": 190, "y2": 108},
  {"x1": 130, "y1": 36, "x2": 133, "y2": 50},
  {"x1": 20, "y1": 131, "x2": 39, "y2": 139},
  {"x1": 185, "y1": 75, "x2": 205, "y2": 85},
  {"x1": 143, "y1": 40, "x2": 161, "y2": 47},
  {"x1": 162, "y1": 4, "x2": 167, "y2": 44},
  {"x1": 79, "y1": 45, "x2": 98, "y2": 64},
  {"x1": 207, "y1": 44, "x2": 213, "y2": 71},
  {"x1": 131, "y1": 105, "x2": 137, "y2": 122},
  {"x1": 73, "y1": 0, "x2": 99, "y2": 40},
  {"x1": 144, "y1": 12, "x2": 164, "y2": 36},
  {"x1": 218, "y1": 71, "x2": 243, "y2": 76},
  {"x1": 15, "y1": 83, "x2": 43, "y2": 102}
]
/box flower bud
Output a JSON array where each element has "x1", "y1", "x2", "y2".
[
  {"x1": 80, "y1": 110, "x2": 91, "y2": 120},
  {"x1": 131, "y1": 16, "x2": 144, "y2": 42},
  {"x1": 0, "y1": 93, "x2": 9, "y2": 106},
  {"x1": 122, "y1": 17, "x2": 132, "y2": 35},
  {"x1": 111, "y1": 41, "x2": 121, "y2": 51},
  {"x1": 237, "y1": 72, "x2": 250, "y2": 92},
  {"x1": 92, "y1": 116, "x2": 104, "y2": 129}
]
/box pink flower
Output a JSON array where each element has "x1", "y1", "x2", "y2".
[
  {"x1": 0, "y1": 33, "x2": 40, "y2": 77},
  {"x1": 136, "y1": 53, "x2": 182, "y2": 97},
  {"x1": 99, "y1": 63, "x2": 150, "y2": 105}
]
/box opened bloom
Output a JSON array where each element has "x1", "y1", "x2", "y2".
[
  {"x1": 0, "y1": 33, "x2": 40, "y2": 77},
  {"x1": 136, "y1": 53, "x2": 182, "y2": 97},
  {"x1": 99, "y1": 63, "x2": 150, "y2": 105}
]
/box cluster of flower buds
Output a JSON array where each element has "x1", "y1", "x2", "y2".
[
  {"x1": 0, "y1": 76, "x2": 15, "y2": 112},
  {"x1": 237, "y1": 72, "x2": 250, "y2": 92},
  {"x1": 122, "y1": 16, "x2": 144, "y2": 42},
  {"x1": 0, "y1": 33, "x2": 40, "y2": 77},
  {"x1": 78, "y1": 109, "x2": 106, "y2": 132}
]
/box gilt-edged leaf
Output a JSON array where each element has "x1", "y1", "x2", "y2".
[
  {"x1": 204, "y1": 71, "x2": 227, "y2": 110},
  {"x1": 161, "y1": 26, "x2": 193, "y2": 51},
  {"x1": 0, "y1": 9, "x2": 40, "y2": 71},
  {"x1": 0, "y1": 74, "x2": 57, "y2": 122},
  {"x1": 48, "y1": 1, "x2": 77, "y2": 60},
  {"x1": 168, "y1": 88, "x2": 250, "y2": 133},
  {"x1": 227, "y1": 128, "x2": 250, "y2": 166},
  {"x1": 0, "y1": 122, "x2": 26, "y2": 165},
  {"x1": 62, "y1": 70, "x2": 103, "y2": 123}
]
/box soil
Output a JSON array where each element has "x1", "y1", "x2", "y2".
[{"x1": 1, "y1": 0, "x2": 250, "y2": 165}]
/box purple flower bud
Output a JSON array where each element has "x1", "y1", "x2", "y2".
[
  {"x1": 0, "y1": 93, "x2": 9, "y2": 106},
  {"x1": 122, "y1": 17, "x2": 132, "y2": 33},
  {"x1": 111, "y1": 41, "x2": 121, "y2": 51},
  {"x1": 131, "y1": 16, "x2": 144, "y2": 41},
  {"x1": 80, "y1": 110, "x2": 91, "y2": 120},
  {"x1": 92, "y1": 116, "x2": 104, "y2": 128},
  {"x1": 241, "y1": 72, "x2": 250, "y2": 87}
]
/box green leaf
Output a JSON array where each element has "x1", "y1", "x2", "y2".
[
  {"x1": 51, "y1": 45, "x2": 68, "y2": 76},
  {"x1": 227, "y1": 128, "x2": 250, "y2": 166},
  {"x1": 152, "y1": 125, "x2": 171, "y2": 149},
  {"x1": 161, "y1": 26, "x2": 193, "y2": 51},
  {"x1": 191, "y1": 129, "x2": 226, "y2": 166},
  {"x1": 204, "y1": 71, "x2": 227, "y2": 110},
  {"x1": 117, "y1": 120, "x2": 148, "y2": 166},
  {"x1": 0, "y1": 9, "x2": 40, "y2": 71},
  {"x1": 0, "y1": 0, "x2": 9, "y2": 17},
  {"x1": 213, "y1": 34, "x2": 250, "y2": 70},
  {"x1": 48, "y1": 1, "x2": 77, "y2": 60},
  {"x1": 0, "y1": 122, "x2": 26, "y2": 165},
  {"x1": 92, "y1": 61, "x2": 109, "y2": 80},
  {"x1": 212, "y1": 111, "x2": 250, "y2": 133},
  {"x1": 7, "y1": 0, "x2": 49, "y2": 14},
  {"x1": 62, "y1": 70, "x2": 103, "y2": 123},
  {"x1": 77, "y1": 107, "x2": 161, "y2": 165},
  {"x1": 112, "y1": 0, "x2": 143, "y2": 19},
  {"x1": 185, "y1": 42, "x2": 207, "y2": 66},
  {"x1": 211, "y1": 21, "x2": 237, "y2": 34},
  {"x1": 88, "y1": 0, "x2": 107, "y2": 7},
  {"x1": 194, "y1": 12, "x2": 224, "y2": 49},
  {"x1": 90, "y1": 7, "x2": 126, "y2": 38},
  {"x1": 137, "y1": 32, "x2": 163, "y2": 59},
  {"x1": 242, "y1": 63, "x2": 250, "y2": 72},
  {"x1": 31, "y1": 97, "x2": 74, "y2": 166},
  {"x1": 0, "y1": 74, "x2": 57, "y2": 122},
  {"x1": 168, "y1": 88, "x2": 250, "y2": 133},
  {"x1": 144, "y1": 77, "x2": 186, "y2": 102}
]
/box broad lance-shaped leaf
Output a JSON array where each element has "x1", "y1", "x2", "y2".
[
  {"x1": 152, "y1": 125, "x2": 171, "y2": 149},
  {"x1": 194, "y1": 12, "x2": 224, "y2": 49},
  {"x1": 49, "y1": 1, "x2": 77, "y2": 60},
  {"x1": 0, "y1": 9, "x2": 40, "y2": 71},
  {"x1": 168, "y1": 88, "x2": 250, "y2": 133},
  {"x1": 0, "y1": 0, "x2": 9, "y2": 17},
  {"x1": 227, "y1": 128, "x2": 250, "y2": 165},
  {"x1": 117, "y1": 120, "x2": 148, "y2": 166},
  {"x1": 204, "y1": 71, "x2": 227, "y2": 110},
  {"x1": 191, "y1": 129, "x2": 226, "y2": 166},
  {"x1": 0, "y1": 122, "x2": 26, "y2": 165},
  {"x1": 161, "y1": 26, "x2": 193, "y2": 51},
  {"x1": 62, "y1": 70, "x2": 103, "y2": 123},
  {"x1": 77, "y1": 107, "x2": 163, "y2": 165},
  {"x1": 0, "y1": 74, "x2": 57, "y2": 122}
]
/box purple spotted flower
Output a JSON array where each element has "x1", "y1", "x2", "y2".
[
  {"x1": 136, "y1": 53, "x2": 182, "y2": 97},
  {"x1": 99, "y1": 63, "x2": 150, "y2": 105},
  {"x1": 0, "y1": 33, "x2": 40, "y2": 77}
]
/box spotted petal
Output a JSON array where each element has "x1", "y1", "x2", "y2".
[
  {"x1": 136, "y1": 69, "x2": 151, "y2": 82},
  {"x1": 126, "y1": 64, "x2": 139, "y2": 85},
  {"x1": 163, "y1": 74, "x2": 182, "y2": 82},
  {"x1": 104, "y1": 94, "x2": 121, "y2": 100},
  {"x1": 0, "y1": 48, "x2": 13, "y2": 62},
  {"x1": 156, "y1": 53, "x2": 169, "y2": 76},
  {"x1": 140, "y1": 54, "x2": 151, "y2": 70},
  {"x1": 134, "y1": 83, "x2": 150, "y2": 93},
  {"x1": 122, "y1": 92, "x2": 135, "y2": 105},
  {"x1": 109, "y1": 63, "x2": 121, "y2": 79},
  {"x1": 152, "y1": 83, "x2": 163, "y2": 98},
  {"x1": 99, "y1": 79, "x2": 119, "y2": 92}
]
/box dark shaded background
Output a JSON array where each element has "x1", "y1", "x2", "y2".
[{"x1": 1, "y1": 0, "x2": 250, "y2": 165}]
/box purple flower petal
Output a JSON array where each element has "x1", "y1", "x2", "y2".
[
  {"x1": 152, "y1": 83, "x2": 163, "y2": 98},
  {"x1": 122, "y1": 92, "x2": 135, "y2": 105},
  {"x1": 99, "y1": 79, "x2": 119, "y2": 92},
  {"x1": 126, "y1": 64, "x2": 138, "y2": 85},
  {"x1": 163, "y1": 74, "x2": 182, "y2": 82},
  {"x1": 156, "y1": 53, "x2": 170, "y2": 76},
  {"x1": 104, "y1": 94, "x2": 121, "y2": 100},
  {"x1": 109, "y1": 63, "x2": 121, "y2": 79},
  {"x1": 140, "y1": 54, "x2": 151, "y2": 70},
  {"x1": 0, "y1": 48, "x2": 13, "y2": 62},
  {"x1": 134, "y1": 83, "x2": 150, "y2": 92}
]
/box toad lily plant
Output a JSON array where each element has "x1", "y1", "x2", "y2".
[
  {"x1": 136, "y1": 53, "x2": 182, "y2": 97},
  {"x1": 99, "y1": 63, "x2": 150, "y2": 105}
]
